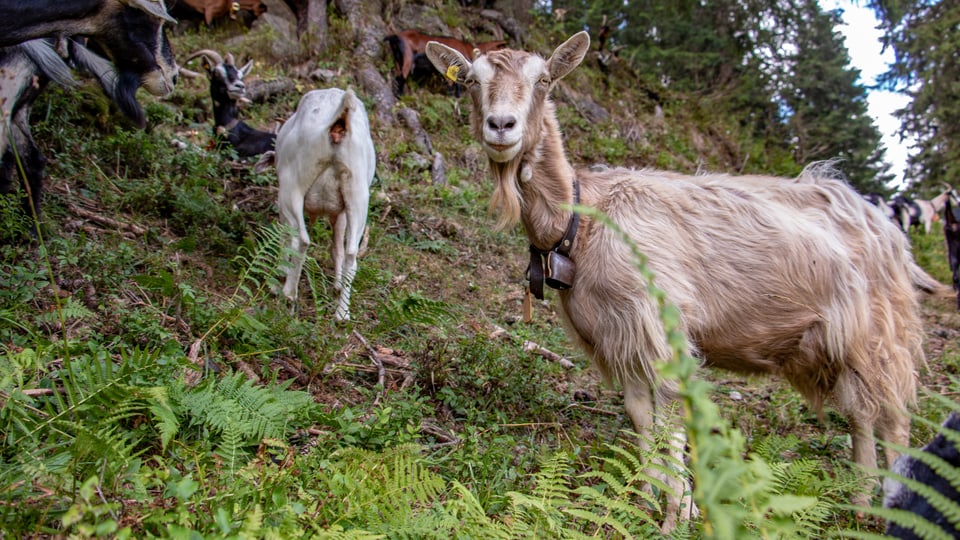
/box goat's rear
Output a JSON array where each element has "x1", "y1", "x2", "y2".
[{"x1": 273, "y1": 88, "x2": 376, "y2": 320}]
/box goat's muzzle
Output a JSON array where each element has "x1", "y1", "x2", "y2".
[{"x1": 142, "y1": 69, "x2": 176, "y2": 97}]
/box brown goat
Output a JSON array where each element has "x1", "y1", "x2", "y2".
[
  {"x1": 384, "y1": 30, "x2": 505, "y2": 96},
  {"x1": 426, "y1": 31, "x2": 943, "y2": 531},
  {"x1": 177, "y1": 0, "x2": 266, "y2": 25}
]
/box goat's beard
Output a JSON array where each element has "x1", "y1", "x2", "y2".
[{"x1": 488, "y1": 158, "x2": 524, "y2": 230}]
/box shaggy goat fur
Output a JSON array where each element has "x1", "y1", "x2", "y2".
[{"x1": 426, "y1": 31, "x2": 941, "y2": 530}]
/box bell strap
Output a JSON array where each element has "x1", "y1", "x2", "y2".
[{"x1": 526, "y1": 180, "x2": 580, "y2": 300}]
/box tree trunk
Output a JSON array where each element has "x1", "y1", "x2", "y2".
[
  {"x1": 283, "y1": 0, "x2": 328, "y2": 53},
  {"x1": 331, "y1": 0, "x2": 397, "y2": 125}
]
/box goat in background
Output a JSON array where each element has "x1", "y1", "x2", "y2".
[
  {"x1": 890, "y1": 184, "x2": 957, "y2": 234},
  {"x1": 180, "y1": 49, "x2": 276, "y2": 158},
  {"x1": 944, "y1": 198, "x2": 960, "y2": 309},
  {"x1": 175, "y1": 0, "x2": 267, "y2": 26},
  {"x1": 426, "y1": 31, "x2": 944, "y2": 532},
  {"x1": 384, "y1": 29, "x2": 506, "y2": 97},
  {"x1": 0, "y1": 0, "x2": 177, "y2": 228},
  {"x1": 864, "y1": 192, "x2": 896, "y2": 222},
  {"x1": 255, "y1": 89, "x2": 375, "y2": 321}
]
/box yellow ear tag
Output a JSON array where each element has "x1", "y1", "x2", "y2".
[{"x1": 445, "y1": 65, "x2": 460, "y2": 82}]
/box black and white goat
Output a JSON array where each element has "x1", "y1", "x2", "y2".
[
  {"x1": 0, "y1": 40, "x2": 73, "y2": 228},
  {"x1": 255, "y1": 89, "x2": 376, "y2": 321},
  {"x1": 1, "y1": 37, "x2": 169, "y2": 231},
  {"x1": 890, "y1": 185, "x2": 957, "y2": 235},
  {"x1": 884, "y1": 411, "x2": 960, "y2": 539},
  {"x1": 0, "y1": 0, "x2": 179, "y2": 128},
  {"x1": 180, "y1": 49, "x2": 276, "y2": 158}
]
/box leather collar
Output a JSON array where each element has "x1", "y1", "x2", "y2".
[{"x1": 528, "y1": 180, "x2": 580, "y2": 300}]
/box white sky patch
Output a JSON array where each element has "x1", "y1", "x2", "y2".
[{"x1": 823, "y1": 0, "x2": 912, "y2": 190}]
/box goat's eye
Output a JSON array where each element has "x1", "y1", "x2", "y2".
[
  {"x1": 464, "y1": 77, "x2": 477, "y2": 87},
  {"x1": 538, "y1": 76, "x2": 550, "y2": 86}
]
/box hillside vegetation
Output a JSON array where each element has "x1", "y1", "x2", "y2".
[{"x1": 2, "y1": 2, "x2": 959, "y2": 538}]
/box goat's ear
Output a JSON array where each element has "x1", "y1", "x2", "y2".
[
  {"x1": 124, "y1": 0, "x2": 178, "y2": 23},
  {"x1": 253, "y1": 151, "x2": 275, "y2": 174},
  {"x1": 546, "y1": 31, "x2": 590, "y2": 83},
  {"x1": 425, "y1": 41, "x2": 470, "y2": 84},
  {"x1": 239, "y1": 60, "x2": 254, "y2": 78}
]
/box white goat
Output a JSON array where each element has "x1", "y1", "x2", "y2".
[
  {"x1": 426, "y1": 32, "x2": 943, "y2": 531},
  {"x1": 256, "y1": 89, "x2": 375, "y2": 321}
]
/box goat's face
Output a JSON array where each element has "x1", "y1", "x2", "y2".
[
  {"x1": 237, "y1": 0, "x2": 268, "y2": 18},
  {"x1": 426, "y1": 32, "x2": 590, "y2": 164},
  {"x1": 206, "y1": 57, "x2": 252, "y2": 102},
  {"x1": 97, "y1": 2, "x2": 179, "y2": 98}
]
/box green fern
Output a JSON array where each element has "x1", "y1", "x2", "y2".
[
  {"x1": 200, "y1": 223, "x2": 289, "y2": 342},
  {"x1": 573, "y1": 433, "x2": 682, "y2": 536},
  {"x1": 34, "y1": 296, "x2": 93, "y2": 326},
  {"x1": 0, "y1": 346, "x2": 180, "y2": 527},
  {"x1": 228, "y1": 222, "x2": 288, "y2": 305},
  {"x1": 378, "y1": 291, "x2": 456, "y2": 334},
  {"x1": 312, "y1": 444, "x2": 454, "y2": 537},
  {"x1": 443, "y1": 481, "x2": 514, "y2": 539},
  {"x1": 176, "y1": 370, "x2": 314, "y2": 472}
]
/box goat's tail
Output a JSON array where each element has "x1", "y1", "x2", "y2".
[
  {"x1": 384, "y1": 35, "x2": 405, "y2": 69},
  {"x1": 910, "y1": 262, "x2": 949, "y2": 296}
]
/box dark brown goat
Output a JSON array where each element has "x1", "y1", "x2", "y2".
[
  {"x1": 945, "y1": 198, "x2": 960, "y2": 309},
  {"x1": 176, "y1": 0, "x2": 267, "y2": 25},
  {"x1": 384, "y1": 30, "x2": 505, "y2": 96}
]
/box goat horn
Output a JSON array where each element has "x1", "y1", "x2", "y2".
[
  {"x1": 182, "y1": 49, "x2": 224, "y2": 68},
  {"x1": 225, "y1": 52, "x2": 236, "y2": 66},
  {"x1": 178, "y1": 66, "x2": 203, "y2": 79}
]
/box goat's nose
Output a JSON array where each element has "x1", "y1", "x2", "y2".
[{"x1": 487, "y1": 114, "x2": 517, "y2": 134}]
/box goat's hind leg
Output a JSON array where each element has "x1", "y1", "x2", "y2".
[
  {"x1": 330, "y1": 209, "x2": 365, "y2": 322},
  {"x1": 278, "y1": 187, "x2": 310, "y2": 306}
]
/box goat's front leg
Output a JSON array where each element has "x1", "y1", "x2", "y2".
[{"x1": 624, "y1": 377, "x2": 694, "y2": 533}]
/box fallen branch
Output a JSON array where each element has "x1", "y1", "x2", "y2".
[
  {"x1": 489, "y1": 325, "x2": 575, "y2": 369},
  {"x1": 353, "y1": 331, "x2": 386, "y2": 406},
  {"x1": 183, "y1": 339, "x2": 204, "y2": 387},
  {"x1": 67, "y1": 203, "x2": 146, "y2": 236}
]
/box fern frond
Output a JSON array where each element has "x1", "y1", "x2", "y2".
[
  {"x1": 378, "y1": 291, "x2": 456, "y2": 333},
  {"x1": 34, "y1": 296, "x2": 93, "y2": 325},
  {"x1": 228, "y1": 222, "x2": 288, "y2": 307},
  {"x1": 837, "y1": 504, "x2": 955, "y2": 540},
  {"x1": 180, "y1": 370, "x2": 313, "y2": 448},
  {"x1": 443, "y1": 481, "x2": 513, "y2": 539},
  {"x1": 314, "y1": 444, "x2": 454, "y2": 537}
]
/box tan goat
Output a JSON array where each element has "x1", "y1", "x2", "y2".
[{"x1": 426, "y1": 31, "x2": 942, "y2": 531}]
